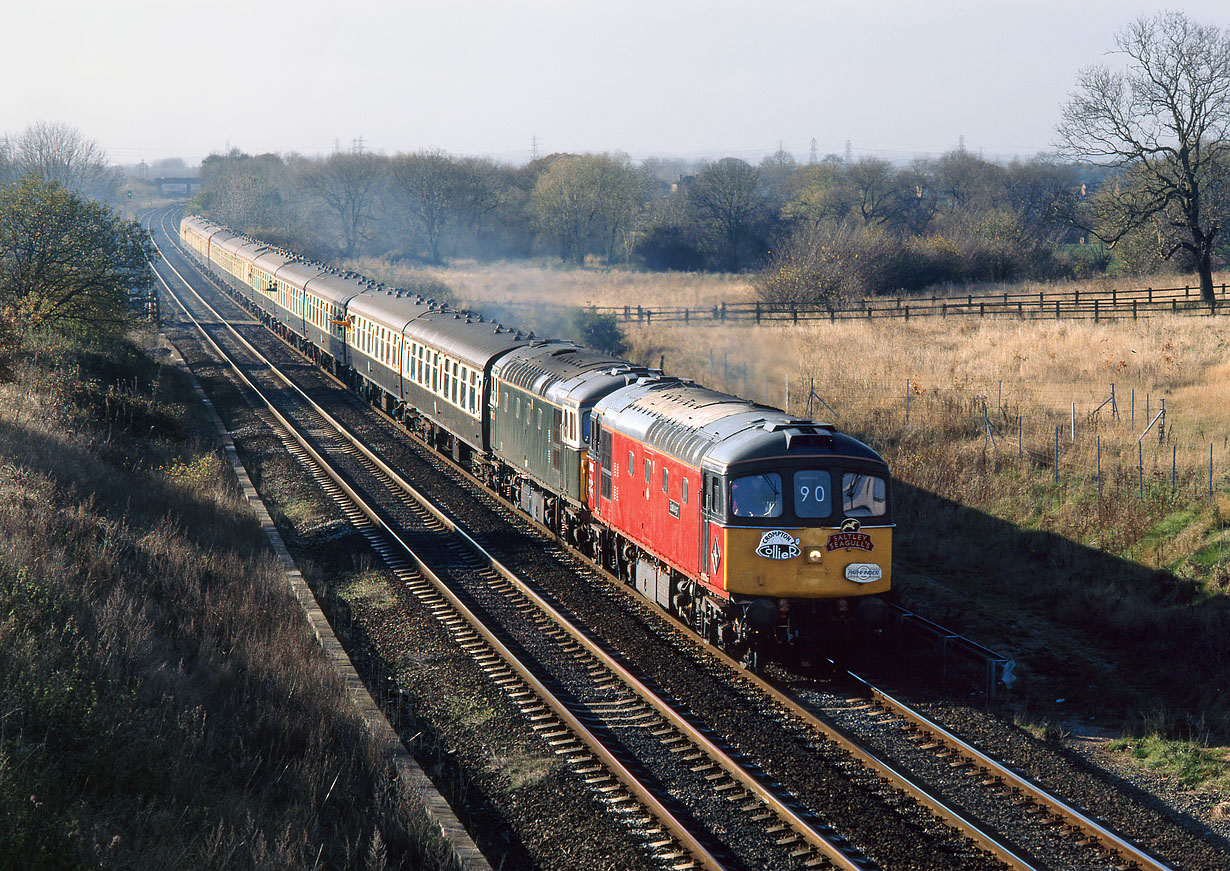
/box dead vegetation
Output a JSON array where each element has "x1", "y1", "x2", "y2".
[{"x1": 0, "y1": 332, "x2": 437, "y2": 869}]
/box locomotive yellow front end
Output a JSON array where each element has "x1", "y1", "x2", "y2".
[
  {"x1": 700, "y1": 437, "x2": 894, "y2": 664},
  {"x1": 721, "y1": 518, "x2": 892, "y2": 600}
]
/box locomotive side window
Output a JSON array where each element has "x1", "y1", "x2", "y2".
[
  {"x1": 794, "y1": 470, "x2": 832, "y2": 518},
  {"x1": 842, "y1": 473, "x2": 888, "y2": 517},
  {"x1": 628, "y1": 451, "x2": 634, "y2": 476},
  {"x1": 644, "y1": 458, "x2": 651, "y2": 484},
  {"x1": 662, "y1": 467, "x2": 668, "y2": 493},
  {"x1": 730, "y1": 473, "x2": 782, "y2": 518},
  {"x1": 682, "y1": 477, "x2": 689, "y2": 504}
]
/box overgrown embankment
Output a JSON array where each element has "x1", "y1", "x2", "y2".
[{"x1": 0, "y1": 333, "x2": 434, "y2": 869}]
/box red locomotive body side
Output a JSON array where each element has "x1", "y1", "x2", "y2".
[{"x1": 590, "y1": 430, "x2": 712, "y2": 594}]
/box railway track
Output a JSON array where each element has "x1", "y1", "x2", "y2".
[
  {"x1": 150, "y1": 213, "x2": 887, "y2": 870},
  {"x1": 147, "y1": 206, "x2": 1205, "y2": 871}
]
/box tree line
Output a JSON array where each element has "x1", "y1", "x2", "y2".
[{"x1": 190, "y1": 145, "x2": 1107, "y2": 282}]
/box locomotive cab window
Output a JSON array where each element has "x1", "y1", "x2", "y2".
[
  {"x1": 842, "y1": 473, "x2": 888, "y2": 517},
  {"x1": 628, "y1": 451, "x2": 634, "y2": 475},
  {"x1": 730, "y1": 473, "x2": 782, "y2": 518},
  {"x1": 794, "y1": 470, "x2": 832, "y2": 518}
]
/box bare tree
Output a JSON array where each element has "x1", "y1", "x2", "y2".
[
  {"x1": 845, "y1": 157, "x2": 904, "y2": 227},
  {"x1": 388, "y1": 150, "x2": 464, "y2": 264},
  {"x1": 1057, "y1": 12, "x2": 1230, "y2": 303},
  {"x1": 297, "y1": 151, "x2": 385, "y2": 258},
  {"x1": 10, "y1": 122, "x2": 119, "y2": 200},
  {"x1": 531, "y1": 153, "x2": 646, "y2": 265},
  {"x1": 687, "y1": 158, "x2": 767, "y2": 271}
]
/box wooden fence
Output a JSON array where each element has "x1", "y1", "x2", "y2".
[{"x1": 578, "y1": 282, "x2": 1230, "y2": 326}]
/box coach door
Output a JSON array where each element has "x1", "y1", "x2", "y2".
[{"x1": 550, "y1": 407, "x2": 563, "y2": 486}]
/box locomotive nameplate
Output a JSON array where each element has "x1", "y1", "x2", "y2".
[
  {"x1": 825, "y1": 532, "x2": 874, "y2": 552},
  {"x1": 757, "y1": 530, "x2": 801, "y2": 560}
]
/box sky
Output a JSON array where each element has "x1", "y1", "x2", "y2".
[{"x1": 4, "y1": 0, "x2": 1228, "y2": 168}]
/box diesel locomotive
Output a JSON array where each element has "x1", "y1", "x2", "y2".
[{"x1": 179, "y1": 215, "x2": 893, "y2": 665}]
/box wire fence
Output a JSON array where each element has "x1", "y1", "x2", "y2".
[
  {"x1": 703, "y1": 362, "x2": 1229, "y2": 504},
  {"x1": 491, "y1": 281, "x2": 1230, "y2": 326}
]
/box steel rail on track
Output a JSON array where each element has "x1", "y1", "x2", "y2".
[
  {"x1": 847, "y1": 673, "x2": 1176, "y2": 871},
  {"x1": 148, "y1": 228, "x2": 730, "y2": 871},
  {"x1": 150, "y1": 211, "x2": 878, "y2": 871}
]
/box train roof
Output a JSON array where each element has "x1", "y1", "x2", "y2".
[
  {"x1": 404, "y1": 309, "x2": 533, "y2": 369},
  {"x1": 347, "y1": 286, "x2": 433, "y2": 329},
  {"x1": 491, "y1": 342, "x2": 654, "y2": 407},
  {"x1": 253, "y1": 249, "x2": 294, "y2": 273},
  {"x1": 596, "y1": 381, "x2": 882, "y2": 470},
  {"x1": 277, "y1": 262, "x2": 328, "y2": 292}
]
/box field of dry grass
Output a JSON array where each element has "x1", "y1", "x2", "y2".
[{"x1": 0, "y1": 333, "x2": 434, "y2": 868}]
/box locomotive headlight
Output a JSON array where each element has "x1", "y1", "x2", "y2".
[{"x1": 806, "y1": 548, "x2": 823, "y2": 564}]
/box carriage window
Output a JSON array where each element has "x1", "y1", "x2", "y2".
[
  {"x1": 662, "y1": 467, "x2": 669, "y2": 493},
  {"x1": 644, "y1": 458, "x2": 651, "y2": 483},
  {"x1": 682, "y1": 477, "x2": 689, "y2": 504},
  {"x1": 537, "y1": 408, "x2": 542, "y2": 430},
  {"x1": 842, "y1": 473, "x2": 888, "y2": 517},
  {"x1": 794, "y1": 470, "x2": 832, "y2": 518},
  {"x1": 628, "y1": 451, "x2": 634, "y2": 476},
  {"x1": 730, "y1": 473, "x2": 782, "y2": 518}
]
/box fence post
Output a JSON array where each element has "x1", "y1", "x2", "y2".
[
  {"x1": 1094, "y1": 298, "x2": 1099, "y2": 322},
  {"x1": 792, "y1": 304, "x2": 798, "y2": 324},
  {"x1": 624, "y1": 305, "x2": 630, "y2": 321},
  {"x1": 906, "y1": 379, "x2": 910, "y2": 423},
  {"x1": 1097, "y1": 436, "x2": 1102, "y2": 498},
  {"x1": 1172, "y1": 445, "x2": 1176, "y2": 490},
  {"x1": 1071, "y1": 402, "x2": 1075, "y2": 440},
  {"x1": 637, "y1": 305, "x2": 644, "y2": 322},
  {"x1": 979, "y1": 302, "x2": 985, "y2": 316},
  {"x1": 1211, "y1": 443, "x2": 1215, "y2": 502},
  {"x1": 646, "y1": 308, "x2": 652, "y2": 324},
  {"x1": 1056, "y1": 300, "x2": 1060, "y2": 319},
  {"x1": 755, "y1": 301, "x2": 761, "y2": 324},
  {"x1": 1055, "y1": 427, "x2": 1060, "y2": 483},
  {"x1": 721, "y1": 301, "x2": 727, "y2": 321},
  {"x1": 1133, "y1": 300, "x2": 1137, "y2": 320},
  {"x1": 1018, "y1": 416, "x2": 1022, "y2": 461},
  {"x1": 1112, "y1": 288, "x2": 1117, "y2": 306},
  {"x1": 684, "y1": 307, "x2": 689, "y2": 323},
  {"x1": 1139, "y1": 442, "x2": 1144, "y2": 501},
  {"x1": 904, "y1": 304, "x2": 910, "y2": 321}
]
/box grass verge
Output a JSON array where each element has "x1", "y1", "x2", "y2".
[{"x1": 0, "y1": 329, "x2": 438, "y2": 869}]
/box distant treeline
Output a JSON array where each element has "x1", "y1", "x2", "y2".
[{"x1": 189, "y1": 145, "x2": 1219, "y2": 302}]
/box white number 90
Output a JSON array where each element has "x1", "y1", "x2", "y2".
[{"x1": 799, "y1": 485, "x2": 825, "y2": 502}]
